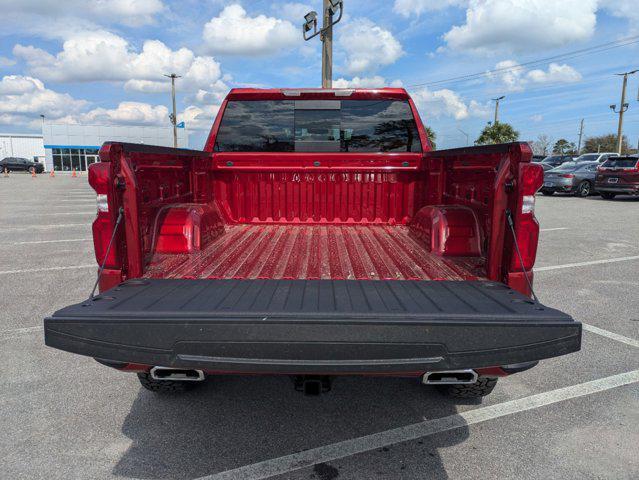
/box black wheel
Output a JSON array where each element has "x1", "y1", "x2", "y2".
[
  {"x1": 437, "y1": 377, "x2": 498, "y2": 398},
  {"x1": 137, "y1": 372, "x2": 200, "y2": 393},
  {"x1": 600, "y1": 192, "x2": 616, "y2": 200},
  {"x1": 575, "y1": 181, "x2": 592, "y2": 197},
  {"x1": 541, "y1": 189, "x2": 554, "y2": 196}
]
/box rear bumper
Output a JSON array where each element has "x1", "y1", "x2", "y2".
[
  {"x1": 44, "y1": 279, "x2": 582, "y2": 375},
  {"x1": 45, "y1": 319, "x2": 579, "y2": 375},
  {"x1": 595, "y1": 184, "x2": 639, "y2": 195}
]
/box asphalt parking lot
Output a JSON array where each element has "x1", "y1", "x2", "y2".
[{"x1": 1, "y1": 173, "x2": 638, "y2": 480}]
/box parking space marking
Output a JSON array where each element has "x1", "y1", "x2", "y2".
[
  {"x1": 0, "y1": 265, "x2": 95, "y2": 275},
  {"x1": 582, "y1": 323, "x2": 639, "y2": 348},
  {"x1": 540, "y1": 227, "x2": 569, "y2": 232},
  {"x1": 9, "y1": 212, "x2": 95, "y2": 217},
  {"x1": 200, "y1": 369, "x2": 639, "y2": 480},
  {"x1": 1, "y1": 223, "x2": 89, "y2": 231},
  {"x1": 0, "y1": 325, "x2": 43, "y2": 340},
  {"x1": 535, "y1": 255, "x2": 639, "y2": 272},
  {"x1": 8, "y1": 238, "x2": 92, "y2": 245}
]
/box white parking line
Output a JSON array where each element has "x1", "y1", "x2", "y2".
[
  {"x1": 582, "y1": 323, "x2": 639, "y2": 348},
  {"x1": 200, "y1": 369, "x2": 639, "y2": 480},
  {"x1": 2, "y1": 223, "x2": 89, "y2": 231},
  {"x1": 6, "y1": 212, "x2": 95, "y2": 217},
  {"x1": 0, "y1": 325, "x2": 43, "y2": 339},
  {"x1": 0, "y1": 264, "x2": 95, "y2": 275},
  {"x1": 9, "y1": 238, "x2": 92, "y2": 245},
  {"x1": 540, "y1": 227, "x2": 569, "y2": 232},
  {"x1": 535, "y1": 255, "x2": 639, "y2": 272}
]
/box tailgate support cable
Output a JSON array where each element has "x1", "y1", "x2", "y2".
[
  {"x1": 89, "y1": 207, "x2": 124, "y2": 299},
  {"x1": 505, "y1": 209, "x2": 538, "y2": 302}
]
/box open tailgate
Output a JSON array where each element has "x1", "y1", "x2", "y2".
[{"x1": 45, "y1": 279, "x2": 581, "y2": 374}]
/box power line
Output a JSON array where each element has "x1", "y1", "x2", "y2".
[{"x1": 405, "y1": 35, "x2": 639, "y2": 89}]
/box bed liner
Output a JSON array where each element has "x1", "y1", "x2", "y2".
[{"x1": 143, "y1": 225, "x2": 485, "y2": 281}]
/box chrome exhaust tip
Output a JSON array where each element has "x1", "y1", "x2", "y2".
[
  {"x1": 150, "y1": 366, "x2": 205, "y2": 381},
  {"x1": 422, "y1": 369, "x2": 478, "y2": 385}
]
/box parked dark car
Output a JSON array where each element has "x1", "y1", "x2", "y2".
[
  {"x1": 595, "y1": 155, "x2": 639, "y2": 199},
  {"x1": 0, "y1": 157, "x2": 44, "y2": 173},
  {"x1": 540, "y1": 161, "x2": 599, "y2": 197},
  {"x1": 540, "y1": 154, "x2": 575, "y2": 169}
]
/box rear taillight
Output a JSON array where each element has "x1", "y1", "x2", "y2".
[
  {"x1": 559, "y1": 174, "x2": 574, "y2": 178},
  {"x1": 88, "y1": 162, "x2": 119, "y2": 268},
  {"x1": 511, "y1": 163, "x2": 542, "y2": 272}
]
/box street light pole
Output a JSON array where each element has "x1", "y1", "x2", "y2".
[
  {"x1": 577, "y1": 118, "x2": 584, "y2": 155},
  {"x1": 457, "y1": 128, "x2": 469, "y2": 146},
  {"x1": 164, "y1": 73, "x2": 181, "y2": 148},
  {"x1": 302, "y1": 1, "x2": 343, "y2": 88},
  {"x1": 610, "y1": 69, "x2": 637, "y2": 154},
  {"x1": 492, "y1": 96, "x2": 505, "y2": 124}
]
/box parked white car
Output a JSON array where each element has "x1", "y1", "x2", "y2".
[{"x1": 573, "y1": 152, "x2": 619, "y2": 163}]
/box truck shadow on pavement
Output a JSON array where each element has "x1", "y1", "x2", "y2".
[{"x1": 113, "y1": 375, "x2": 472, "y2": 480}]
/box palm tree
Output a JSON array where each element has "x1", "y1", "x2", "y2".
[{"x1": 475, "y1": 122, "x2": 519, "y2": 145}]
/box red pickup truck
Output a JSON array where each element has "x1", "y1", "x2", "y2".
[{"x1": 44, "y1": 88, "x2": 581, "y2": 398}]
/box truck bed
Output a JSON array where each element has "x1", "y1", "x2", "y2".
[
  {"x1": 44, "y1": 279, "x2": 581, "y2": 374},
  {"x1": 143, "y1": 225, "x2": 486, "y2": 281}
]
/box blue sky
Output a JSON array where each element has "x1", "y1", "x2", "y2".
[{"x1": 0, "y1": 0, "x2": 638, "y2": 150}]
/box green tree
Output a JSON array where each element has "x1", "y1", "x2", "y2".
[
  {"x1": 424, "y1": 126, "x2": 437, "y2": 150},
  {"x1": 553, "y1": 138, "x2": 576, "y2": 155},
  {"x1": 475, "y1": 122, "x2": 519, "y2": 145},
  {"x1": 583, "y1": 134, "x2": 629, "y2": 154}
]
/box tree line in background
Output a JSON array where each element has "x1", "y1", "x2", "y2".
[{"x1": 426, "y1": 123, "x2": 636, "y2": 155}]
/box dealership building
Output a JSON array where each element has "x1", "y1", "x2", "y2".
[
  {"x1": 2, "y1": 124, "x2": 189, "y2": 173},
  {"x1": 42, "y1": 124, "x2": 188, "y2": 173}
]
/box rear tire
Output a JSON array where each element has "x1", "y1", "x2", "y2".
[
  {"x1": 600, "y1": 192, "x2": 616, "y2": 200},
  {"x1": 437, "y1": 377, "x2": 498, "y2": 398},
  {"x1": 137, "y1": 372, "x2": 199, "y2": 393},
  {"x1": 575, "y1": 181, "x2": 591, "y2": 197},
  {"x1": 541, "y1": 190, "x2": 554, "y2": 196}
]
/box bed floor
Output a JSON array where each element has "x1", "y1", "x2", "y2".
[{"x1": 143, "y1": 224, "x2": 486, "y2": 281}]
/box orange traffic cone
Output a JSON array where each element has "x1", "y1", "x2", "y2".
[
  {"x1": 31, "y1": 167, "x2": 37, "y2": 178},
  {"x1": 72, "y1": 168, "x2": 77, "y2": 178},
  {"x1": 49, "y1": 169, "x2": 55, "y2": 178},
  {"x1": 2, "y1": 167, "x2": 8, "y2": 178}
]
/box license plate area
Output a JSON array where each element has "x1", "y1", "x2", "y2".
[
  {"x1": 608, "y1": 177, "x2": 619, "y2": 183},
  {"x1": 544, "y1": 182, "x2": 553, "y2": 187}
]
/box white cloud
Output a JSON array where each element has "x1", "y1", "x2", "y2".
[
  {"x1": 0, "y1": 75, "x2": 87, "y2": 126},
  {"x1": 278, "y1": 3, "x2": 314, "y2": 22},
  {"x1": 0, "y1": 0, "x2": 164, "y2": 28},
  {"x1": 393, "y1": 0, "x2": 466, "y2": 17},
  {"x1": 443, "y1": 0, "x2": 597, "y2": 54},
  {"x1": 530, "y1": 114, "x2": 543, "y2": 122},
  {"x1": 80, "y1": 102, "x2": 169, "y2": 126},
  {"x1": 179, "y1": 104, "x2": 222, "y2": 131},
  {"x1": 410, "y1": 87, "x2": 489, "y2": 120},
  {"x1": 340, "y1": 19, "x2": 404, "y2": 74},
  {"x1": 202, "y1": 4, "x2": 298, "y2": 56},
  {"x1": 527, "y1": 63, "x2": 582, "y2": 84},
  {"x1": 489, "y1": 60, "x2": 582, "y2": 91},
  {"x1": 0, "y1": 56, "x2": 16, "y2": 68},
  {"x1": 599, "y1": 0, "x2": 639, "y2": 22},
  {"x1": 332, "y1": 76, "x2": 403, "y2": 88},
  {"x1": 14, "y1": 31, "x2": 229, "y2": 101}
]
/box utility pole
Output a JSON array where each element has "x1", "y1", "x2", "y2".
[
  {"x1": 492, "y1": 96, "x2": 505, "y2": 124},
  {"x1": 302, "y1": 1, "x2": 344, "y2": 88},
  {"x1": 610, "y1": 69, "x2": 638, "y2": 154},
  {"x1": 577, "y1": 118, "x2": 584, "y2": 155},
  {"x1": 457, "y1": 128, "x2": 469, "y2": 146},
  {"x1": 164, "y1": 73, "x2": 181, "y2": 148}
]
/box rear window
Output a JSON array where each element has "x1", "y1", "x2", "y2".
[
  {"x1": 214, "y1": 100, "x2": 422, "y2": 153},
  {"x1": 601, "y1": 158, "x2": 639, "y2": 169}
]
